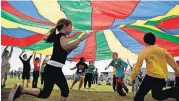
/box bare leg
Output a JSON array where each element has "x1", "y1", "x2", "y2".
[
  {"x1": 3, "y1": 72, "x2": 7, "y2": 86},
  {"x1": 60, "y1": 96, "x2": 67, "y2": 101},
  {"x1": 70, "y1": 78, "x2": 79, "y2": 89},
  {"x1": 21, "y1": 87, "x2": 40, "y2": 96},
  {"x1": 26, "y1": 80, "x2": 29, "y2": 87},
  {"x1": 78, "y1": 78, "x2": 84, "y2": 90}
]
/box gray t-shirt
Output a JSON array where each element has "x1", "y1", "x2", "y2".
[{"x1": 1, "y1": 55, "x2": 10, "y2": 68}]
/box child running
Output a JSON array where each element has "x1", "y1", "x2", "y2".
[
  {"x1": 84, "y1": 61, "x2": 95, "y2": 89},
  {"x1": 19, "y1": 51, "x2": 33, "y2": 88},
  {"x1": 1, "y1": 46, "x2": 13, "y2": 88},
  {"x1": 40, "y1": 55, "x2": 49, "y2": 88},
  {"x1": 32, "y1": 52, "x2": 42, "y2": 88},
  {"x1": 105, "y1": 52, "x2": 128, "y2": 96},
  {"x1": 8, "y1": 18, "x2": 88, "y2": 101},
  {"x1": 70, "y1": 57, "x2": 88, "y2": 90},
  {"x1": 131, "y1": 32, "x2": 179, "y2": 101}
]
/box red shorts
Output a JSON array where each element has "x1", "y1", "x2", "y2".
[{"x1": 116, "y1": 77, "x2": 123, "y2": 85}]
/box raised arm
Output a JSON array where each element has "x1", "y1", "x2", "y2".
[
  {"x1": 2, "y1": 46, "x2": 8, "y2": 57},
  {"x1": 28, "y1": 52, "x2": 34, "y2": 61},
  {"x1": 9, "y1": 46, "x2": 13, "y2": 58},
  {"x1": 4, "y1": 46, "x2": 8, "y2": 50},
  {"x1": 40, "y1": 54, "x2": 42, "y2": 63},
  {"x1": 33, "y1": 52, "x2": 36, "y2": 64},
  {"x1": 19, "y1": 51, "x2": 25, "y2": 62}
]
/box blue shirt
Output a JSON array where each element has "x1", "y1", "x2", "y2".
[{"x1": 108, "y1": 59, "x2": 128, "y2": 78}]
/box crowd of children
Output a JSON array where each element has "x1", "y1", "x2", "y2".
[
  {"x1": 9, "y1": 70, "x2": 21, "y2": 80},
  {"x1": 1, "y1": 49, "x2": 50, "y2": 89},
  {"x1": 1, "y1": 18, "x2": 178, "y2": 101}
]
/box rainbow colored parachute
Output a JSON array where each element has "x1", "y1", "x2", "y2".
[{"x1": 1, "y1": 0, "x2": 179, "y2": 61}]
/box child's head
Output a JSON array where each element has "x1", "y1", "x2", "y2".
[
  {"x1": 4, "y1": 50, "x2": 9, "y2": 57},
  {"x1": 143, "y1": 32, "x2": 156, "y2": 45},
  {"x1": 112, "y1": 52, "x2": 118, "y2": 60},
  {"x1": 89, "y1": 61, "x2": 94, "y2": 65},
  {"x1": 46, "y1": 18, "x2": 72, "y2": 43},
  {"x1": 23, "y1": 54, "x2": 27, "y2": 59},
  {"x1": 35, "y1": 57, "x2": 40, "y2": 63},
  {"x1": 80, "y1": 57, "x2": 85, "y2": 63},
  {"x1": 56, "y1": 18, "x2": 72, "y2": 35}
]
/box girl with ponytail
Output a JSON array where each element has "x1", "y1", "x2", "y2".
[{"x1": 9, "y1": 18, "x2": 88, "y2": 101}]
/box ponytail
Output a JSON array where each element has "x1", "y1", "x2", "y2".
[
  {"x1": 46, "y1": 28, "x2": 56, "y2": 43},
  {"x1": 45, "y1": 18, "x2": 71, "y2": 43}
]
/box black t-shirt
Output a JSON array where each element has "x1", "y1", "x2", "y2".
[
  {"x1": 76, "y1": 62, "x2": 88, "y2": 74},
  {"x1": 50, "y1": 33, "x2": 67, "y2": 64},
  {"x1": 19, "y1": 55, "x2": 32, "y2": 72}
]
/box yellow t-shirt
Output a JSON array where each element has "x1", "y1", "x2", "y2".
[{"x1": 131, "y1": 45, "x2": 179, "y2": 81}]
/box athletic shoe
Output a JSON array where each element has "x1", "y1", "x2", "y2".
[
  {"x1": 117, "y1": 89, "x2": 126, "y2": 96},
  {"x1": 124, "y1": 87, "x2": 129, "y2": 93}
]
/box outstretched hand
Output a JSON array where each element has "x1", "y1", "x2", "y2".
[{"x1": 80, "y1": 34, "x2": 88, "y2": 42}]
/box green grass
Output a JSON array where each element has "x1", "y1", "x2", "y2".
[{"x1": 1, "y1": 78, "x2": 176, "y2": 101}]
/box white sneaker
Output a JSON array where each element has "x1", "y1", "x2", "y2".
[{"x1": 8, "y1": 83, "x2": 22, "y2": 101}]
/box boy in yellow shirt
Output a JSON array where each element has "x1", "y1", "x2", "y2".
[{"x1": 131, "y1": 32, "x2": 179, "y2": 101}]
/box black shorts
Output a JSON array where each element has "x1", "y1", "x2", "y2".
[{"x1": 22, "y1": 72, "x2": 30, "y2": 80}]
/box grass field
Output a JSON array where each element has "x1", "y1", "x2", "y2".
[{"x1": 1, "y1": 77, "x2": 176, "y2": 101}]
